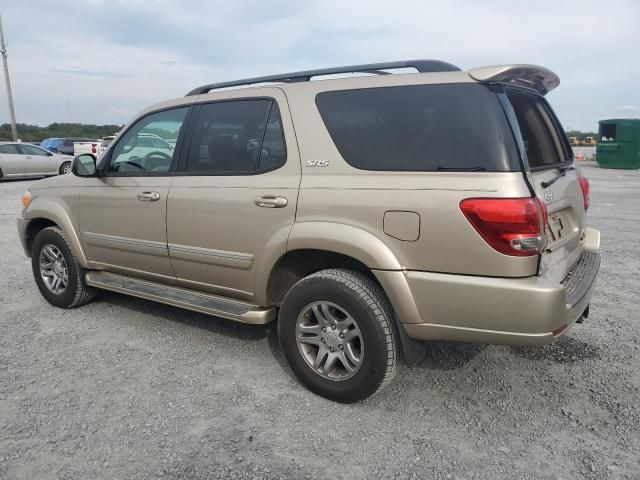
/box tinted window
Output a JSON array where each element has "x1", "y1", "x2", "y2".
[
  {"x1": 186, "y1": 99, "x2": 284, "y2": 174},
  {"x1": 507, "y1": 91, "x2": 565, "y2": 168},
  {"x1": 0, "y1": 144, "x2": 19, "y2": 154},
  {"x1": 316, "y1": 84, "x2": 518, "y2": 171},
  {"x1": 257, "y1": 103, "x2": 286, "y2": 171},
  {"x1": 108, "y1": 107, "x2": 187, "y2": 174}
]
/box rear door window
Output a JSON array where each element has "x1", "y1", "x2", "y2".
[
  {"x1": 506, "y1": 90, "x2": 570, "y2": 169},
  {"x1": 0, "y1": 144, "x2": 19, "y2": 154},
  {"x1": 185, "y1": 99, "x2": 285, "y2": 174},
  {"x1": 315, "y1": 84, "x2": 518, "y2": 171}
]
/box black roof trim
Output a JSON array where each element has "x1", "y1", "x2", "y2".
[{"x1": 186, "y1": 59, "x2": 461, "y2": 96}]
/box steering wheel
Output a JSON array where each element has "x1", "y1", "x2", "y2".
[
  {"x1": 145, "y1": 151, "x2": 172, "y2": 162},
  {"x1": 118, "y1": 160, "x2": 145, "y2": 171}
]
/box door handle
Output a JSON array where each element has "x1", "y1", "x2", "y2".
[
  {"x1": 254, "y1": 195, "x2": 288, "y2": 208},
  {"x1": 137, "y1": 191, "x2": 161, "y2": 202}
]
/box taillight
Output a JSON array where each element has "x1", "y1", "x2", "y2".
[
  {"x1": 578, "y1": 174, "x2": 590, "y2": 211},
  {"x1": 92, "y1": 144, "x2": 97, "y2": 154},
  {"x1": 460, "y1": 198, "x2": 547, "y2": 257}
]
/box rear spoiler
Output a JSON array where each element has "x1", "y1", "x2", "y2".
[{"x1": 468, "y1": 64, "x2": 560, "y2": 95}]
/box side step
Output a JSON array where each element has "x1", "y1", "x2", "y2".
[{"x1": 85, "y1": 271, "x2": 276, "y2": 324}]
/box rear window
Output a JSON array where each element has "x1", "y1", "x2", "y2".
[
  {"x1": 506, "y1": 90, "x2": 570, "y2": 169},
  {"x1": 315, "y1": 84, "x2": 518, "y2": 172}
]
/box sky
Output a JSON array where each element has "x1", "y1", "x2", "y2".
[{"x1": 0, "y1": 0, "x2": 639, "y2": 132}]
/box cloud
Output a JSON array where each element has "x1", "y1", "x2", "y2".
[
  {"x1": 51, "y1": 68, "x2": 130, "y2": 78},
  {"x1": 0, "y1": 0, "x2": 638, "y2": 130}
]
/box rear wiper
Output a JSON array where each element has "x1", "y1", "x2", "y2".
[
  {"x1": 436, "y1": 166, "x2": 487, "y2": 172},
  {"x1": 541, "y1": 165, "x2": 575, "y2": 188}
]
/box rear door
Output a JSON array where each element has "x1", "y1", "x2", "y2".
[
  {"x1": 0, "y1": 144, "x2": 24, "y2": 175},
  {"x1": 504, "y1": 89, "x2": 587, "y2": 282},
  {"x1": 167, "y1": 90, "x2": 300, "y2": 302}
]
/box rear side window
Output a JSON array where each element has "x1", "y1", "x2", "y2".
[
  {"x1": 185, "y1": 99, "x2": 286, "y2": 174},
  {"x1": 315, "y1": 84, "x2": 518, "y2": 171},
  {"x1": 0, "y1": 144, "x2": 19, "y2": 154},
  {"x1": 506, "y1": 90, "x2": 569, "y2": 169}
]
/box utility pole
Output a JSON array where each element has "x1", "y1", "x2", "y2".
[{"x1": 0, "y1": 14, "x2": 18, "y2": 141}]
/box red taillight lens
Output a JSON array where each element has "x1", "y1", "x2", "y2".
[
  {"x1": 578, "y1": 175, "x2": 590, "y2": 210},
  {"x1": 460, "y1": 198, "x2": 546, "y2": 257},
  {"x1": 92, "y1": 144, "x2": 97, "y2": 154}
]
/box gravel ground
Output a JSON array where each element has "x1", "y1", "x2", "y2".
[{"x1": 1, "y1": 162, "x2": 639, "y2": 480}]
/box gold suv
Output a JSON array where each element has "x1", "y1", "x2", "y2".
[{"x1": 17, "y1": 60, "x2": 600, "y2": 402}]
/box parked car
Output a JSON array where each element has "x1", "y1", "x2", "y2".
[
  {"x1": 73, "y1": 140, "x2": 101, "y2": 157},
  {"x1": 40, "y1": 138, "x2": 96, "y2": 155},
  {"x1": 0, "y1": 142, "x2": 72, "y2": 179},
  {"x1": 98, "y1": 135, "x2": 117, "y2": 156},
  {"x1": 17, "y1": 60, "x2": 600, "y2": 402}
]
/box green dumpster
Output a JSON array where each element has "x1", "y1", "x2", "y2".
[{"x1": 596, "y1": 118, "x2": 640, "y2": 169}]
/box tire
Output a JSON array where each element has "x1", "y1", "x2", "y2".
[
  {"x1": 31, "y1": 226, "x2": 95, "y2": 308},
  {"x1": 59, "y1": 162, "x2": 72, "y2": 175},
  {"x1": 278, "y1": 268, "x2": 397, "y2": 403}
]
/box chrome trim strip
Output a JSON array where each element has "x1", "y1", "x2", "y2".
[
  {"x1": 168, "y1": 243, "x2": 254, "y2": 270},
  {"x1": 83, "y1": 231, "x2": 168, "y2": 257}
]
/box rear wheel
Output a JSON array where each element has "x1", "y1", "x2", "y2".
[
  {"x1": 278, "y1": 269, "x2": 397, "y2": 403},
  {"x1": 31, "y1": 227, "x2": 95, "y2": 308},
  {"x1": 59, "y1": 162, "x2": 72, "y2": 175}
]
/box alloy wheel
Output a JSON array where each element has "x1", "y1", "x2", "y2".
[{"x1": 295, "y1": 301, "x2": 364, "y2": 381}]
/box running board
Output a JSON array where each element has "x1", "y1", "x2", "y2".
[{"x1": 85, "y1": 271, "x2": 276, "y2": 324}]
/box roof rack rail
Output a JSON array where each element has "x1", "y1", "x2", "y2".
[{"x1": 186, "y1": 59, "x2": 461, "y2": 96}]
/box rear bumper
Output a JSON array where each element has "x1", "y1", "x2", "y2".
[{"x1": 375, "y1": 228, "x2": 600, "y2": 346}]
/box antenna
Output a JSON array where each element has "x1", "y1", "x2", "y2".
[{"x1": 0, "y1": 14, "x2": 18, "y2": 141}]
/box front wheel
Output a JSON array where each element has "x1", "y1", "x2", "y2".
[
  {"x1": 59, "y1": 162, "x2": 72, "y2": 175},
  {"x1": 278, "y1": 269, "x2": 397, "y2": 403},
  {"x1": 31, "y1": 227, "x2": 95, "y2": 308}
]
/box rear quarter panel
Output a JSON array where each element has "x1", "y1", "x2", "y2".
[{"x1": 283, "y1": 78, "x2": 537, "y2": 277}]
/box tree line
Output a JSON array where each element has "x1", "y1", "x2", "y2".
[{"x1": 0, "y1": 123, "x2": 123, "y2": 142}]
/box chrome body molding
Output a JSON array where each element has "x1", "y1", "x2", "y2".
[
  {"x1": 83, "y1": 232, "x2": 167, "y2": 256},
  {"x1": 168, "y1": 243, "x2": 254, "y2": 270}
]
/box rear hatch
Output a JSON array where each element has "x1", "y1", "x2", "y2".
[{"x1": 504, "y1": 88, "x2": 588, "y2": 283}]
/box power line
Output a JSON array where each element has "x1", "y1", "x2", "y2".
[{"x1": 0, "y1": 13, "x2": 18, "y2": 141}]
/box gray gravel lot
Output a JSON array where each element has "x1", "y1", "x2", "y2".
[{"x1": 1, "y1": 163, "x2": 639, "y2": 479}]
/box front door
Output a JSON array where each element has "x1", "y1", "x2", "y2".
[
  {"x1": 17, "y1": 144, "x2": 57, "y2": 175},
  {"x1": 167, "y1": 90, "x2": 300, "y2": 302},
  {"x1": 78, "y1": 106, "x2": 190, "y2": 283}
]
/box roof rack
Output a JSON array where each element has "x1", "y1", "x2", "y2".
[{"x1": 186, "y1": 59, "x2": 461, "y2": 96}]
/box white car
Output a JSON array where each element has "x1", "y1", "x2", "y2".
[
  {"x1": 73, "y1": 140, "x2": 101, "y2": 157},
  {"x1": 0, "y1": 142, "x2": 72, "y2": 179},
  {"x1": 98, "y1": 135, "x2": 117, "y2": 157}
]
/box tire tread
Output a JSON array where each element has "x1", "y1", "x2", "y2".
[{"x1": 284, "y1": 268, "x2": 397, "y2": 399}]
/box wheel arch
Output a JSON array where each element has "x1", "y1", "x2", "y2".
[{"x1": 23, "y1": 198, "x2": 89, "y2": 267}]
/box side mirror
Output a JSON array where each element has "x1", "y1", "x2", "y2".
[{"x1": 72, "y1": 154, "x2": 98, "y2": 177}]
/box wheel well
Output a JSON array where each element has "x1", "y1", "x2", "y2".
[
  {"x1": 266, "y1": 249, "x2": 375, "y2": 306},
  {"x1": 25, "y1": 218, "x2": 58, "y2": 255}
]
